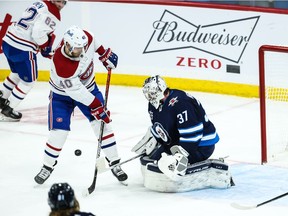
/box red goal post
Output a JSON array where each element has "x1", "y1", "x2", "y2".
[{"x1": 259, "y1": 45, "x2": 288, "y2": 164}]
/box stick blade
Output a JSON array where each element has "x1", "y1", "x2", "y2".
[
  {"x1": 87, "y1": 184, "x2": 95, "y2": 194},
  {"x1": 85, "y1": 169, "x2": 98, "y2": 196},
  {"x1": 82, "y1": 184, "x2": 95, "y2": 197},
  {"x1": 230, "y1": 202, "x2": 257, "y2": 210},
  {"x1": 82, "y1": 189, "x2": 90, "y2": 197}
]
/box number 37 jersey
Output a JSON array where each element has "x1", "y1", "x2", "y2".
[{"x1": 148, "y1": 89, "x2": 219, "y2": 148}]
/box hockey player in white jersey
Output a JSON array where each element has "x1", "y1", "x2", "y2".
[
  {"x1": 0, "y1": 0, "x2": 67, "y2": 121},
  {"x1": 34, "y1": 25, "x2": 128, "y2": 185}
]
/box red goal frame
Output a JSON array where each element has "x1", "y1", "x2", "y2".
[{"x1": 259, "y1": 45, "x2": 288, "y2": 164}]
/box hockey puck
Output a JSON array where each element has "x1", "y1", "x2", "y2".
[{"x1": 74, "y1": 149, "x2": 82, "y2": 156}]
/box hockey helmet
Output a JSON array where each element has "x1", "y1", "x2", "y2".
[
  {"x1": 51, "y1": 0, "x2": 68, "y2": 9},
  {"x1": 51, "y1": 0, "x2": 68, "y2": 3},
  {"x1": 48, "y1": 182, "x2": 75, "y2": 210},
  {"x1": 63, "y1": 25, "x2": 88, "y2": 56},
  {"x1": 142, "y1": 75, "x2": 167, "y2": 109}
]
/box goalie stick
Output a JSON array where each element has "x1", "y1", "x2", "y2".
[
  {"x1": 96, "y1": 153, "x2": 146, "y2": 173},
  {"x1": 231, "y1": 191, "x2": 288, "y2": 210},
  {"x1": 84, "y1": 68, "x2": 112, "y2": 196}
]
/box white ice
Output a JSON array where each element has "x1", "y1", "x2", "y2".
[{"x1": 0, "y1": 82, "x2": 288, "y2": 216}]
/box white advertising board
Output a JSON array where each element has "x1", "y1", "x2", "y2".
[{"x1": 1, "y1": 0, "x2": 288, "y2": 87}]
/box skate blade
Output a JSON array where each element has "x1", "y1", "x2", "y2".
[
  {"x1": 0, "y1": 113, "x2": 20, "y2": 122},
  {"x1": 119, "y1": 180, "x2": 128, "y2": 186}
]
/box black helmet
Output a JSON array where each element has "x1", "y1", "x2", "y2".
[{"x1": 48, "y1": 182, "x2": 75, "y2": 210}]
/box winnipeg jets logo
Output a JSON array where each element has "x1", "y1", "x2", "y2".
[
  {"x1": 168, "y1": 96, "x2": 178, "y2": 107},
  {"x1": 154, "y1": 122, "x2": 169, "y2": 142}
]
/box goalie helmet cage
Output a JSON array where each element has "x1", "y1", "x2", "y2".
[{"x1": 259, "y1": 45, "x2": 288, "y2": 164}]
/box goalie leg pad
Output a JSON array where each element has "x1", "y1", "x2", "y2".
[{"x1": 140, "y1": 158, "x2": 234, "y2": 192}]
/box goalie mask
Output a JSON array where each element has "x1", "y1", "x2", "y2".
[
  {"x1": 63, "y1": 25, "x2": 88, "y2": 57},
  {"x1": 48, "y1": 182, "x2": 75, "y2": 210},
  {"x1": 143, "y1": 75, "x2": 167, "y2": 109}
]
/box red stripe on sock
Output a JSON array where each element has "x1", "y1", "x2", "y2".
[
  {"x1": 7, "y1": 76, "x2": 16, "y2": 86},
  {"x1": 15, "y1": 85, "x2": 26, "y2": 94},
  {"x1": 102, "y1": 133, "x2": 114, "y2": 140},
  {"x1": 46, "y1": 143, "x2": 62, "y2": 151}
]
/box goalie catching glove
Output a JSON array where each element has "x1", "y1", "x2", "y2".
[
  {"x1": 158, "y1": 145, "x2": 189, "y2": 181},
  {"x1": 132, "y1": 126, "x2": 158, "y2": 155}
]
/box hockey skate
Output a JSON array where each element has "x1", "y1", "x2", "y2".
[
  {"x1": 0, "y1": 91, "x2": 6, "y2": 110},
  {"x1": 0, "y1": 98, "x2": 22, "y2": 122},
  {"x1": 109, "y1": 159, "x2": 128, "y2": 186},
  {"x1": 34, "y1": 165, "x2": 54, "y2": 184}
]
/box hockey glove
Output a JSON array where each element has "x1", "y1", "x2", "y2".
[
  {"x1": 41, "y1": 46, "x2": 53, "y2": 58},
  {"x1": 91, "y1": 106, "x2": 111, "y2": 124},
  {"x1": 98, "y1": 48, "x2": 118, "y2": 69},
  {"x1": 170, "y1": 145, "x2": 189, "y2": 158},
  {"x1": 40, "y1": 33, "x2": 55, "y2": 59},
  {"x1": 158, "y1": 152, "x2": 188, "y2": 181},
  {"x1": 132, "y1": 126, "x2": 158, "y2": 155}
]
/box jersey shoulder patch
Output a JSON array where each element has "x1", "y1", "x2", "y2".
[
  {"x1": 167, "y1": 90, "x2": 186, "y2": 107},
  {"x1": 167, "y1": 96, "x2": 179, "y2": 107}
]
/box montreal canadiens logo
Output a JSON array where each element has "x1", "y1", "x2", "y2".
[
  {"x1": 80, "y1": 62, "x2": 94, "y2": 80},
  {"x1": 56, "y1": 117, "x2": 63, "y2": 122}
]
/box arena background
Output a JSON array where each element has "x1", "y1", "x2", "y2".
[{"x1": 1, "y1": 0, "x2": 288, "y2": 97}]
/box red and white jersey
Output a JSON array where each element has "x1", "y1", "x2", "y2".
[
  {"x1": 49, "y1": 30, "x2": 102, "y2": 107},
  {"x1": 3, "y1": 1, "x2": 61, "y2": 53}
]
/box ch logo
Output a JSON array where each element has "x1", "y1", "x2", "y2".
[{"x1": 0, "y1": 14, "x2": 13, "y2": 54}]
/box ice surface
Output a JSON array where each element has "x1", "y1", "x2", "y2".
[{"x1": 0, "y1": 82, "x2": 287, "y2": 215}]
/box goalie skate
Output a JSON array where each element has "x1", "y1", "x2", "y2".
[
  {"x1": 110, "y1": 159, "x2": 128, "y2": 186},
  {"x1": 34, "y1": 165, "x2": 54, "y2": 184}
]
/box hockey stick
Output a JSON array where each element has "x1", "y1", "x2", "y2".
[
  {"x1": 231, "y1": 191, "x2": 288, "y2": 210},
  {"x1": 96, "y1": 153, "x2": 145, "y2": 173},
  {"x1": 84, "y1": 68, "x2": 112, "y2": 196}
]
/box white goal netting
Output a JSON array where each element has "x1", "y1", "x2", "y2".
[{"x1": 262, "y1": 50, "x2": 288, "y2": 163}]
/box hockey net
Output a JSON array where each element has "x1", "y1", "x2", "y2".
[{"x1": 259, "y1": 45, "x2": 288, "y2": 164}]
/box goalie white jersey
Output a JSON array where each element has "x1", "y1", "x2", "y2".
[
  {"x1": 3, "y1": 1, "x2": 61, "y2": 53},
  {"x1": 49, "y1": 30, "x2": 102, "y2": 107}
]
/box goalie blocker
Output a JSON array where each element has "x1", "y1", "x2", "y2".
[{"x1": 140, "y1": 156, "x2": 235, "y2": 192}]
